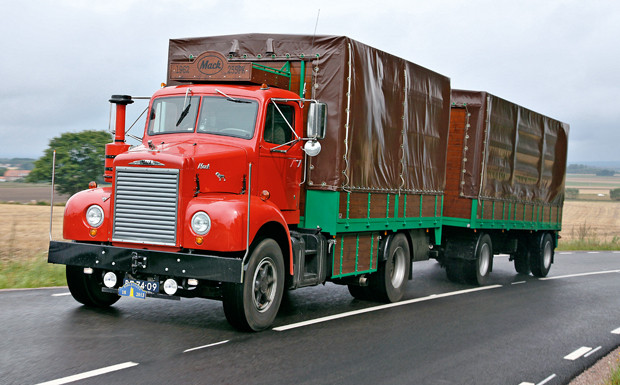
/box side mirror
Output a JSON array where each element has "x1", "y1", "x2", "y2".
[{"x1": 307, "y1": 102, "x2": 327, "y2": 140}]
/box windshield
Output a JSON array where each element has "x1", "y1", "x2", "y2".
[
  {"x1": 197, "y1": 97, "x2": 258, "y2": 139},
  {"x1": 148, "y1": 96, "x2": 199, "y2": 135}
]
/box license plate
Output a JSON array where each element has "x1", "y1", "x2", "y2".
[{"x1": 118, "y1": 279, "x2": 159, "y2": 299}]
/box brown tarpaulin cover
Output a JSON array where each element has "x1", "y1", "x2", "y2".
[
  {"x1": 168, "y1": 34, "x2": 451, "y2": 194},
  {"x1": 451, "y1": 90, "x2": 569, "y2": 205}
]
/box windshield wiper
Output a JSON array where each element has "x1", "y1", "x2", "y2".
[
  {"x1": 176, "y1": 88, "x2": 193, "y2": 127},
  {"x1": 215, "y1": 88, "x2": 250, "y2": 103},
  {"x1": 176, "y1": 103, "x2": 191, "y2": 126}
]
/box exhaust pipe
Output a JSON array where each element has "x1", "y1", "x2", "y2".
[{"x1": 104, "y1": 95, "x2": 134, "y2": 181}]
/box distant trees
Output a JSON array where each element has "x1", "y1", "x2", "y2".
[
  {"x1": 610, "y1": 188, "x2": 620, "y2": 201},
  {"x1": 27, "y1": 131, "x2": 111, "y2": 196},
  {"x1": 567, "y1": 163, "x2": 616, "y2": 176}
]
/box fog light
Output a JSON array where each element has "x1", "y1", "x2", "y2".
[
  {"x1": 188, "y1": 279, "x2": 198, "y2": 286},
  {"x1": 163, "y1": 279, "x2": 178, "y2": 295},
  {"x1": 103, "y1": 272, "x2": 117, "y2": 288}
]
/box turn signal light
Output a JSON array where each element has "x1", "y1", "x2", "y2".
[
  {"x1": 195, "y1": 236, "x2": 204, "y2": 245},
  {"x1": 88, "y1": 181, "x2": 97, "y2": 189},
  {"x1": 89, "y1": 228, "x2": 98, "y2": 237},
  {"x1": 260, "y1": 190, "x2": 270, "y2": 201}
]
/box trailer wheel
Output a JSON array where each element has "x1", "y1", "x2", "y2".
[
  {"x1": 222, "y1": 238, "x2": 284, "y2": 332},
  {"x1": 530, "y1": 233, "x2": 554, "y2": 277},
  {"x1": 66, "y1": 266, "x2": 120, "y2": 308},
  {"x1": 446, "y1": 260, "x2": 465, "y2": 283},
  {"x1": 513, "y1": 241, "x2": 531, "y2": 275},
  {"x1": 372, "y1": 233, "x2": 410, "y2": 302},
  {"x1": 464, "y1": 233, "x2": 492, "y2": 286}
]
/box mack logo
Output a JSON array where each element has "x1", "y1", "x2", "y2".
[
  {"x1": 198, "y1": 55, "x2": 224, "y2": 75},
  {"x1": 197, "y1": 163, "x2": 210, "y2": 170},
  {"x1": 129, "y1": 159, "x2": 165, "y2": 166}
]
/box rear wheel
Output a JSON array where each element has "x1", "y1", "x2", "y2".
[
  {"x1": 530, "y1": 233, "x2": 554, "y2": 277},
  {"x1": 222, "y1": 238, "x2": 284, "y2": 332},
  {"x1": 66, "y1": 266, "x2": 120, "y2": 308},
  {"x1": 513, "y1": 240, "x2": 531, "y2": 275},
  {"x1": 464, "y1": 233, "x2": 492, "y2": 286},
  {"x1": 371, "y1": 233, "x2": 411, "y2": 302}
]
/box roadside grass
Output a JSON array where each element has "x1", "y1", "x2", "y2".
[
  {"x1": 557, "y1": 221, "x2": 620, "y2": 251},
  {"x1": 606, "y1": 352, "x2": 620, "y2": 385},
  {"x1": 0, "y1": 253, "x2": 65, "y2": 289}
]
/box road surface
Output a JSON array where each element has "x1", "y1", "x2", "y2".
[{"x1": 1, "y1": 251, "x2": 619, "y2": 385}]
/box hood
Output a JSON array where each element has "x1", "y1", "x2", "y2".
[{"x1": 114, "y1": 137, "x2": 248, "y2": 195}]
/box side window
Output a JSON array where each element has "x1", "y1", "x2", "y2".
[{"x1": 264, "y1": 104, "x2": 294, "y2": 145}]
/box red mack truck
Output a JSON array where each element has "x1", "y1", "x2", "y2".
[{"x1": 48, "y1": 34, "x2": 569, "y2": 331}]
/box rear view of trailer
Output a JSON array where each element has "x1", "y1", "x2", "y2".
[{"x1": 440, "y1": 90, "x2": 569, "y2": 284}]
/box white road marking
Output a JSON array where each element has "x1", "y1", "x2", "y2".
[
  {"x1": 183, "y1": 340, "x2": 229, "y2": 353},
  {"x1": 540, "y1": 270, "x2": 620, "y2": 281},
  {"x1": 564, "y1": 347, "x2": 592, "y2": 361},
  {"x1": 612, "y1": 327, "x2": 620, "y2": 334},
  {"x1": 51, "y1": 292, "x2": 71, "y2": 297},
  {"x1": 273, "y1": 285, "x2": 502, "y2": 331},
  {"x1": 587, "y1": 251, "x2": 600, "y2": 254},
  {"x1": 519, "y1": 382, "x2": 535, "y2": 385},
  {"x1": 35, "y1": 362, "x2": 138, "y2": 385},
  {"x1": 511, "y1": 281, "x2": 526, "y2": 285},
  {"x1": 584, "y1": 346, "x2": 602, "y2": 357},
  {"x1": 538, "y1": 373, "x2": 557, "y2": 385},
  {"x1": 558, "y1": 252, "x2": 573, "y2": 255}
]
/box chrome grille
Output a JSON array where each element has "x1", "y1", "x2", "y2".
[{"x1": 113, "y1": 167, "x2": 179, "y2": 246}]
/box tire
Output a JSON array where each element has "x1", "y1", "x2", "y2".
[
  {"x1": 513, "y1": 240, "x2": 531, "y2": 275},
  {"x1": 371, "y1": 233, "x2": 411, "y2": 303},
  {"x1": 464, "y1": 233, "x2": 492, "y2": 286},
  {"x1": 222, "y1": 238, "x2": 285, "y2": 332},
  {"x1": 530, "y1": 233, "x2": 554, "y2": 277},
  {"x1": 347, "y1": 284, "x2": 374, "y2": 301},
  {"x1": 66, "y1": 266, "x2": 120, "y2": 308}
]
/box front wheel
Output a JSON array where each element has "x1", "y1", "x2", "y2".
[
  {"x1": 371, "y1": 233, "x2": 411, "y2": 302},
  {"x1": 222, "y1": 238, "x2": 285, "y2": 332},
  {"x1": 530, "y1": 233, "x2": 554, "y2": 277},
  {"x1": 66, "y1": 266, "x2": 120, "y2": 308}
]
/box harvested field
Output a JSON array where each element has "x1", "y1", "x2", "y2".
[
  {"x1": 0, "y1": 183, "x2": 70, "y2": 204},
  {"x1": 0, "y1": 204, "x2": 64, "y2": 261},
  {"x1": 561, "y1": 200, "x2": 620, "y2": 241}
]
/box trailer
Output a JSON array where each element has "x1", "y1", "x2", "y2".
[
  {"x1": 439, "y1": 90, "x2": 570, "y2": 284},
  {"x1": 48, "y1": 34, "x2": 568, "y2": 331}
]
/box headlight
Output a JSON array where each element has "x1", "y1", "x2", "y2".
[
  {"x1": 191, "y1": 211, "x2": 211, "y2": 235},
  {"x1": 86, "y1": 205, "x2": 104, "y2": 227}
]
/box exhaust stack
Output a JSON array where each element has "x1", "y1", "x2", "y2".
[{"x1": 104, "y1": 95, "x2": 134, "y2": 182}]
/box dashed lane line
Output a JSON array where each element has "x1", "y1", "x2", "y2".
[
  {"x1": 564, "y1": 347, "x2": 592, "y2": 361},
  {"x1": 584, "y1": 346, "x2": 602, "y2": 358},
  {"x1": 51, "y1": 292, "x2": 71, "y2": 297},
  {"x1": 612, "y1": 327, "x2": 620, "y2": 335},
  {"x1": 35, "y1": 362, "x2": 139, "y2": 385},
  {"x1": 183, "y1": 340, "x2": 229, "y2": 353},
  {"x1": 273, "y1": 285, "x2": 502, "y2": 331},
  {"x1": 538, "y1": 374, "x2": 557, "y2": 385}
]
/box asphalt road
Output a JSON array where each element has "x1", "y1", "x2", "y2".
[{"x1": 1, "y1": 251, "x2": 619, "y2": 385}]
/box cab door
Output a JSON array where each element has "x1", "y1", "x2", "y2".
[{"x1": 257, "y1": 101, "x2": 303, "y2": 214}]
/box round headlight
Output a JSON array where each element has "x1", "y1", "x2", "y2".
[
  {"x1": 86, "y1": 205, "x2": 104, "y2": 227},
  {"x1": 191, "y1": 211, "x2": 211, "y2": 235}
]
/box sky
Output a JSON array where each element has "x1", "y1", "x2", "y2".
[{"x1": 0, "y1": 0, "x2": 618, "y2": 163}]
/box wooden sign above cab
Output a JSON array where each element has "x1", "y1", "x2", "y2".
[{"x1": 168, "y1": 51, "x2": 290, "y2": 89}]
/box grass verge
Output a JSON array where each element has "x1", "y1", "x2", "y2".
[
  {"x1": 0, "y1": 253, "x2": 66, "y2": 289},
  {"x1": 606, "y1": 353, "x2": 620, "y2": 385}
]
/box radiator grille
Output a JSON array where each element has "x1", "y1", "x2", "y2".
[{"x1": 113, "y1": 167, "x2": 179, "y2": 246}]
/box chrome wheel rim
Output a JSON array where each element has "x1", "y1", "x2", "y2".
[
  {"x1": 390, "y1": 246, "x2": 407, "y2": 288},
  {"x1": 543, "y1": 241, "x2": 552, "y2": 269},
  {"x1": 478, "y1": 243, "x2": 491, "y2": 276},
  {"x1": 252, "y1": 257, "x2": 277, "y2": 313}
]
